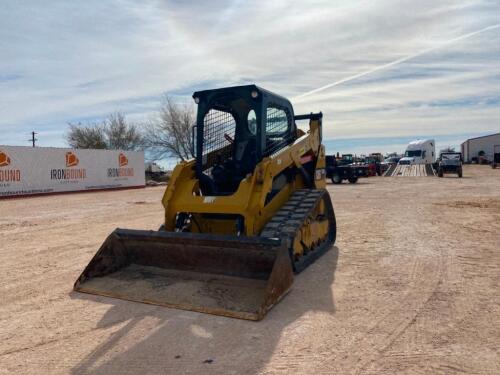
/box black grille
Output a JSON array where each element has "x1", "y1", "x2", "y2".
[
  {"x1": 202, "y1": 109, "x2": 236, "y2": 170},
  {"x1": 264, "y1": 106, "x2": 293, "y2": 156}
]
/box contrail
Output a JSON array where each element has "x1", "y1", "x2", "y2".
[{"x1": 294, "y1": 23, "x2": 500, "y2": 101}]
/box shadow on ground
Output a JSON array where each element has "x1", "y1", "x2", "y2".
[
  {"x1": 69, "y1": 246, "x2": 339, "y2": 375},
  {"x1": 327, "y1": 180, "x2": 375, "y2": 186}
]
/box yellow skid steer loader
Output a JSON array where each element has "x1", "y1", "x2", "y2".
[{"x1": 74, "y1": 85, "x2": 336, "y2": 320}]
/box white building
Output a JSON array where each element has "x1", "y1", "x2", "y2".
[{"x1": 461, "y1": 133, "x2": 500, "y2": 163}]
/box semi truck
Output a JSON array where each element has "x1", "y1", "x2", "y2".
[{"x1": 398, "y1": 139, "x2": 435, "y2": 165}]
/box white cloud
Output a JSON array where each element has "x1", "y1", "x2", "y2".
[{"x1": 0, "y1": 0, "x2": 499, "y2": 150}]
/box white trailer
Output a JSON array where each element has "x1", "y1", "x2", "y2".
[{"x1": 398, "y1": 139, "x2": 435, "y2": 165}]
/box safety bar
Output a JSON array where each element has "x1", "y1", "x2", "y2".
[{"x1": 294, "y1": 112, "x2": 323, "y2": 121}]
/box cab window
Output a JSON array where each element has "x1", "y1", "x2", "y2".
[{"x1": 264, "y1": 105, "x2": 291, "y2": 155}]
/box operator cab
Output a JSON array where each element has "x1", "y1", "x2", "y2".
[{"x1": 192, "y1": 85, "x2": 296, "y2": 195}]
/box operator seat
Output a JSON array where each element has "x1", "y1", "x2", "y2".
[
  {"x1": 207, "y1": 137, "x2": 257, "y2": 195},
  {"x1": 233, "y1": 137, "x2": 257, "y2": 177}
]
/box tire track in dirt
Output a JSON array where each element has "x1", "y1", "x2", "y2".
[
  {"x1": 318, "y1": 198, "x2": 451, "y2": 374},
  {"x1": 263, "y1": 200, "x2": 425, "y2": 374},
  {"x1": 347, "y1": 197, "x2": 498, "y2": 374},
  {"x1": 348, "y1": 257, "x2": 446, "y2": 374}
]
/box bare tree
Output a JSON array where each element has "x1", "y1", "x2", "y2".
[
  {"x1": 143, "y1": 96, "x2": 195, "y2": 161},
  {"x1": 66, "y1": 123, "x2": 107, "y2": 149},
  {"x1": 104, "y1": 113, "x2": 143, "y2": 151},
  {"x1": 66, "y1": 113, "x2": 143, "y2": 150},
  {"x1": 439, "y1": 146, "x2": 456, "y2": 154}
]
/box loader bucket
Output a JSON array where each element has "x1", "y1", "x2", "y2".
[{"x1": 74, "y1": 229, "x2": 294, "y2": 320}]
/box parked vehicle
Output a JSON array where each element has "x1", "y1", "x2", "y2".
[
  {"x1": 384, "y1": 156, "x2": 401, "y2": 164},
  {"x1": 326, "y1": 155, "x2": 368, "y2": 184},
  {"x1": 337, "y1": 153, "x2": 354, "y2": 166},
  {"x1": 398, "y1": 139, "x2": 436, "y2": 165},
  {"x1": 365, "y1": 160, "x2": 377, "y2": 176},
  {"x1": 369, "y1": 153, "x2": 384, "y2": 163},
  {"x1": 145, "y1": 162, "x2": 167, "y2": 181},
  {"x1": 364, "y1": 156, "x2": 388, "y2": 176},
  {"x1": 437, "y1": 152, "x2": 463, "y2": 177}
]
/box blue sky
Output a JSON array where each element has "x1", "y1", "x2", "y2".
[{"x1": 1, "y1": 1, "x2": 499, "y2": 156}]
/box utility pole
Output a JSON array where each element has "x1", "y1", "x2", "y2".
[{"x1": 29, "y1": 131, "x2": 38, "y2": 147}]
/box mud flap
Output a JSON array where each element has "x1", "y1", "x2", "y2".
[{"x1": 74, "y1": 229, "x2": 294, "y2": 320}]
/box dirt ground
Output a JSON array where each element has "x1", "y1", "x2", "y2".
[{"x1": 1, "y1": 165, "x2": 499, "y2": 375}]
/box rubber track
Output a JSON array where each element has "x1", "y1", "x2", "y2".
[{"x1": 260, "y1": 189, "x2": 336, "y2": 273}]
